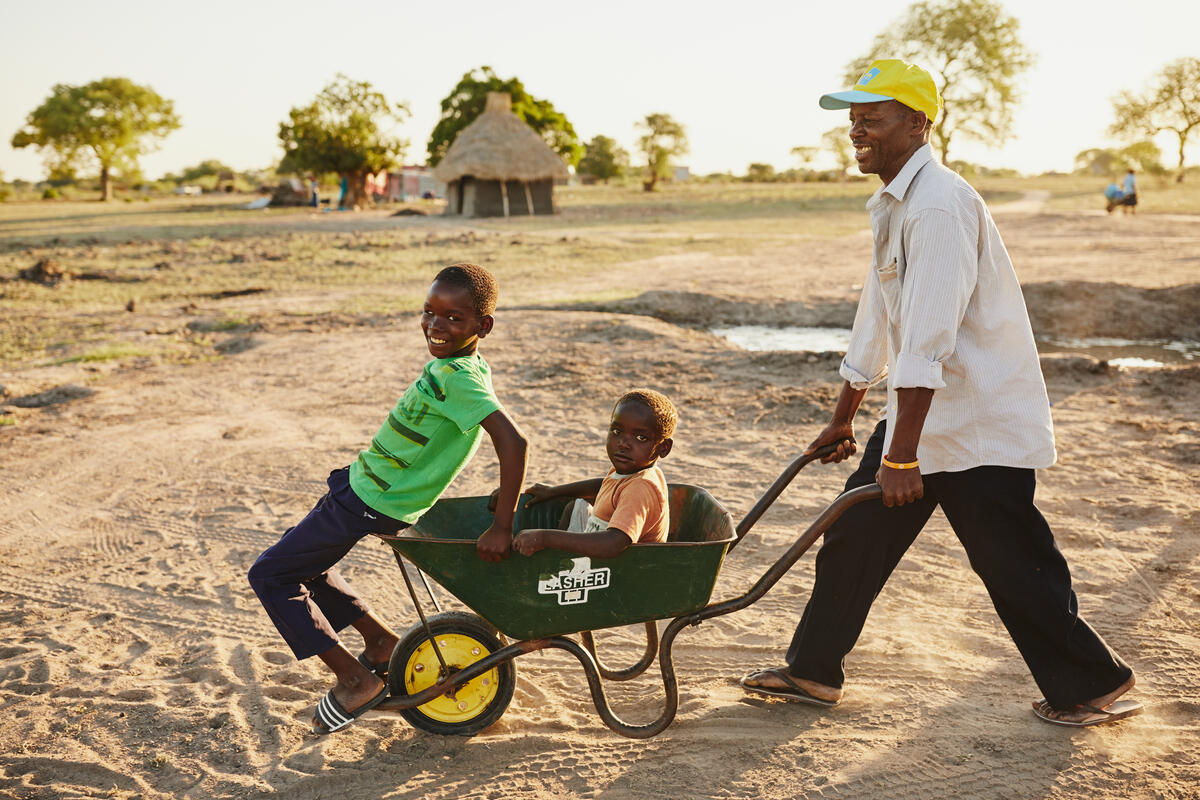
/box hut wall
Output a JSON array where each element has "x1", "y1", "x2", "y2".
[
  {"x1": 462, "y1": 180, "x2": 476, "y2": 217},
  {"x1": 463, "y1": 178, "x2": 505, "y2": 217},
  {"x1": 504, "y1": 181, "x2": 530, "y2": 215},
  {"x1": 446, "y1": 177, "x2": 556, "y2": 217},
  {"x1": 444, "y1": 181, "x2": 461, "y2": 215}
]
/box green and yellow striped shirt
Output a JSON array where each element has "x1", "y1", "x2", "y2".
[{"x1": 349, "y1": 354, "x2": 501, "y2": 523}]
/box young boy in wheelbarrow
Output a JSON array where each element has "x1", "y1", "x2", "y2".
[
  {"x1": 248, "y1": 263, "x2": 528, "y2": 735},
  {"x1": 509, "y1": 388, "x2": 678, "y2": 557}
]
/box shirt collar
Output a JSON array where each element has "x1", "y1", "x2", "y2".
[
  {"x1": 609, "y1": 465, "x2": 655, "y2": 480},
  {"x1": 881, "y1": 143, "x2": 934, "y2": 202}
]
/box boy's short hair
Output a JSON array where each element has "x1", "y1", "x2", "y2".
[
  {"x1": 615, "y1": 388, "x2": 678, "y2": 439},
  {"x1": 435, "y1": 263, "x2": 498, "y2": 317}
]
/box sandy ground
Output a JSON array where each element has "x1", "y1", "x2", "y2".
[{"x1": 1, "y1": 200, "x2": 1199, "y2": 799}]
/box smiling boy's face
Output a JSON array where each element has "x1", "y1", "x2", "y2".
[
  {"x1": 421, "y1": 279, "x2": 493, "y2": 358},
  {"x1": 606, "y1": 401, "x2": 672, "y2": 474}
]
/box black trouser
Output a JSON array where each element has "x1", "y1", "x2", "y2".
[
  {"x1": 786, "y1": 421, "x2": 1132, "y2": 709},
  {"x1": 248, "y1": 467, "x2": 406, "y2": 660}
]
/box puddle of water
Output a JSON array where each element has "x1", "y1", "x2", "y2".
[
  {"x1": 1106, "y1": 357, "x2": 1167, "y2": 369},
  {"x1": 711, "y1": 326, "x2": 1200, "y2": 370},
  {"x1": 711, "y1": 325, "x2": 851, "y2": 352},
  {"x1": 1038, "y1": 336, "x2": 1200, "y2": 368}
]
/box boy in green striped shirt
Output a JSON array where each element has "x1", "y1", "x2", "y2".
[{"x1": 249, "y1": 263, "x2": 527, "y2": 735}]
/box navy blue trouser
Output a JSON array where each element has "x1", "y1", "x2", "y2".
[
  {"x1": 786, "y1": 421, "x2": 1132, "y2": 709},
  {"x1": 248, "y1": 467, "x2": 405, "y2": 660}
]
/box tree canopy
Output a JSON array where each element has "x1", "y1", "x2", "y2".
[
  {"x1": 11, "y1": 77, "x2": 180, "y2": 201},
  {"x1": 1109, "y1": 57, "x2": 1200, "y2": 182},
  {"x1": 278, "y1": 74, "x2": 409, "y2": 208},
  {"x1": 845, "y1": 0, "x2": 1034, "y2": 166},
  {"x1": 790, "y1": 146, "x2": 818, "y2": 171},
  {"x1": 177, "y1": 160, "x2": 235, "y2": 182},
  {"x1": 1075, "y1": 143, "x2": 1164, "y2": 178},
  {"x1": 427, "y1": 67, "x2": 582, "y2": 168},
  {"x1": 636, "y1": 114, "x2": 688, "y2": 192},
  {"x1": 745, "y1": 163, "x2": 776, "y2": 183},
  {"x1": 577, "y1": 135, "x2": 629, "y2": 183}
]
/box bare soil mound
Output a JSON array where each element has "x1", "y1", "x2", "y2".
[{"x1": 1024, "y1": 281, "x2": 1200, "y2": 340}]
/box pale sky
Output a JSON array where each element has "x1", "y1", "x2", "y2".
[{"x1": 1, "y1": 0, "x2": 1197, "y2": 182}]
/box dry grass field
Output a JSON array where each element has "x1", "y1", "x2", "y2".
[{"x1": 1, "y1": 179, "x2": 1199, "y2": 799}]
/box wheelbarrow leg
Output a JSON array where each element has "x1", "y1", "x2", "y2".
[
  {"x1": 392, "y1": 548, "x2": 450, "y2": 677},
  {"x1": 580, "y1": 621, "x2": 659, "y2": 681}
]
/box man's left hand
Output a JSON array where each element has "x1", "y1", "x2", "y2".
[{"x1": 876, "y1": 464, "x2": 925, "y2": 507}]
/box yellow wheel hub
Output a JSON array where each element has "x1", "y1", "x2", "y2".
[{"x1": 403, "y1": 633, "x2": 500, "y2": 723}]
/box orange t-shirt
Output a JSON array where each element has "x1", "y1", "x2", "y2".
[{"x1": 591, "y1": 466, "x2": 669, "y2": 543}]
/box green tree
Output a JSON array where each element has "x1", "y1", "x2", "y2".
[
  {"x1": 1110, "y1": 58, "x2": 1200, "y2": 182},
  {"x1": 11, "y1": 77, "x2": 180, "y2": 201},
  {"x1": 636, "y1": 113, "x2": 688, "y2": 192},
  {"x1": 428, "y1": 66, "x2": 582, "y2": 168},
  {"x1": 1075, "y1": 142, "x2": 1165, "y2": 177},
  {"x1": 1120, "y1": 141, "x2": 1166, "y2": 176},
  {"x1": 278, "y1": 75, "x2": 409, "y2": 208},
  {"x1": 745, "y1": 163, "x2": 776, "y2": 182},
  {"x1": 821, "y1": 127, "x2": 855, "y2": 181},
  {"x1": 846, "y1": 0, "x2": 1034, "y2": 166},
  {"x1": 790, "y1": 146, "x2": 818, "y2": 170},
  {"x1": 1073, "y1": 148, "x2": 1126, "y2": 177},
  {"x1": 577, "y1": 135, "x2": 629, "y2": 183},
  {"x1": 46, "y1": 162, "x2": 78, "y2": 187},
  {"x1": 180, "y1": 160, "x2": 234, "y2": 182}
]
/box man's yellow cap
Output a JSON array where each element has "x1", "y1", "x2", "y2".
[{"x1": 819, "y1": 59, "x2": 942, "y2": 124}]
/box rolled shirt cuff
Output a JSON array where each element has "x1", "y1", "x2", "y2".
[
  {"x1": 840, "y1": 358, "x2": 887, "y2": 390},
  {"x1": 891, "y1": 351, "x2": 946, "y2": 390}
]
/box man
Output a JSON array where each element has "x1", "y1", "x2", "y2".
[
  {"x1": 741, "y1": 59, "x2": 1141, "y2": 727},
  {"x1": 1123, "y1": 169, "x2": 1138, "y2": 213}
]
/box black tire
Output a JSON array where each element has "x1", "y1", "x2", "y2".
[{"x1": 388, "y1": 611, "x2": 515, "y2": 736}]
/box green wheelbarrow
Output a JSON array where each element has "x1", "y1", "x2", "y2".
[{"x1": 373, "y1": 444, "x2": 880, "y2": 738}]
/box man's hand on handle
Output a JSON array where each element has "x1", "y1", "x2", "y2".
[
  {"x1": 804, "y1": 422, "x2": 857, "y2": 464},
  {"x1": 876, "y1": 387, "x2": 934, "y2": 508},
  {"x1": 875, "y1": 463, "x2": 924, "y2": 507}
]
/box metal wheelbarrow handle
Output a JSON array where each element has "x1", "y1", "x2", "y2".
[{"x1": 730, "y1": 439, "x2": 853, "y2": 550}]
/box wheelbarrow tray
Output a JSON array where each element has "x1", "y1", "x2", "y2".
[{"x1": 382, "y1": 484, "x2": 735, "y2": 640}]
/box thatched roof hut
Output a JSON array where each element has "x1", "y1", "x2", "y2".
[{"x1": 433, "y1": 92, "x2": 569, "y2": 217}]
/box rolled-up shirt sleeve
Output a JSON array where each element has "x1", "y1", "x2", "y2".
[
  {"x1": 892, "y1": 207, "x2": 977, "y2": 389},
  {"x1": 840, "y1": 263, "x2": 889, "y2": 389}
]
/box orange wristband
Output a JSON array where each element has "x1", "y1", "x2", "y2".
[{"x1": 882, "y1": 455, "x2": 919, "y2": 470}]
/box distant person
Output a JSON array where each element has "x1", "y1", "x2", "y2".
[
  {"x1": 509, "y1": 389, "x2": 677, "y2": 558},
  {"x1": 310, "y1": 179, "x2": 319, "y2": 208},
  {"x1": 739, "y1": 58, "x2": 1142, "y2": 728},
  {"x1": 248, "y1": 263, "x2": 528, "y2": 735},
  {"x1": 1104, "y1": 179, "x2": 1125, "y2": 214},
  {"x1": 1122, "y1": 169, "x2": 1138, "y2": 213}
]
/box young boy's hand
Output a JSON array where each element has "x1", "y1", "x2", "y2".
[
  {"x1": 522, "y1": 483, "x2": 557, "y2": 507},
  {"x1": 477, "y1": 523, "x2": 512, "y2": 562},
  {"x1": 512, "y1": 530, "x2": 545, "y2": 556}
]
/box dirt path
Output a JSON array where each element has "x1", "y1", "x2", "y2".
[{"x1": 1, "y1": 206, "x2": 1199, "y2": 799}]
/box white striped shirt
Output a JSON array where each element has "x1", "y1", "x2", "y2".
[{"x1": 840, "y1": 144, "x2": 1057, "y2": 474}]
